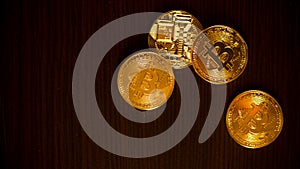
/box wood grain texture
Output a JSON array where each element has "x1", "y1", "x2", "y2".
[{"x1": 1, "y1": 0, "x2": 299, "y2": 168}]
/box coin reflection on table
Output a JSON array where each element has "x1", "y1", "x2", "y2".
[
  {"x1": 117, "y1": 51, "x2": 174, "y2": 110},
  {"x1": 148, "y1": 10, "x2": 203, "y2": 69},
  {"x1": 226, "y1": 90, "x2": 284, "y2": 149},
  {"x1": 192, "y1": 25, "x2": 248, "y2": 84}
]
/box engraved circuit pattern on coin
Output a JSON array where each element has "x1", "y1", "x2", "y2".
[
  {"x1": 118, "y1": 51, "x2": 174, "y2": 110},
  {"x1": 226, "y1": 90, "x2": 284, "y2": 149},
  {"x1": 192, "y1": 25, "x2": 247, "y2": 84},
  {"x1": 128, "y1": 68, "x2": 174, "y2": 110},
  {"x1": 148, "y1": 10, "x2": 203, "y2": 69}
]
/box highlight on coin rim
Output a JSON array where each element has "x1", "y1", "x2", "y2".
[{"x1": 225, "y1": 90, "x2": 284, "y2": 149}]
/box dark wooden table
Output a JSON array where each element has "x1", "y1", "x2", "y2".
[{"x1": 1, "y1": 0, "x2": 299, "y2": 168}]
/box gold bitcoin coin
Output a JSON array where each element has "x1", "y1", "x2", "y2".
[
  {"x1": 118, "y1": 51, "x2": 174, "y2": 110},
  {"x1": 128, "y1": 68, "x2": 174, "y2": 110},
  {"x1": 192, "y1": 25, "x2": 247, "y2": 84},
  {"x1": 226, "y1": 90, "x2": 283, "y2": 149},
  {"x1": 148, "y1": 10, "x2": 203, "y2": 69}
]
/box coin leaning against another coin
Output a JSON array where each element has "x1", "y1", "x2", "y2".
[
  {"x1": 117, "y1": 51, "x2": 175, "y2": 110},
  {"x1": 148, "y1": 10, "x2": 203, "y2": 69},
  {"x1": 192, "y1": 25, "x2": 248, "y2": 84},
  {"x1": 226, "y1": 90, "x2": 284, "y2": 149}
]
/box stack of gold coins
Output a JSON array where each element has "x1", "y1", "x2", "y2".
[{"x1": 117, "y1": 10, "x2": 283, "y2": 148}]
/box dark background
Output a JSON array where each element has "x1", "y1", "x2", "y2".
[{"x1": 1, "y1": 0, "x2": 300, "y2": 168}]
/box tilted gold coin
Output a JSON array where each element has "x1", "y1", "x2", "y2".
[
  {"x1": 128, "y1": 68, "x2": 174, "y2": 110},
  {"x1": 148, "y1": 10, "x2": 203, "y2": 69},
  {"x1": 192, "y1": 25, "x2": 247, "y2": 84},
  {"x1": 226, "y1": 90, "x2": 283, "y2": 149},
  {"x1": 118, "y1": 51, "x2": 174, "y2": 110}
]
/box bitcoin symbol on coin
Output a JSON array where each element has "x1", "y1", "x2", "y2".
[
  {"x1": 226, "y1": 90, "x2": 283, "y2": 149},
  {"x1": 129, "y1": 68, "x2": 174, "y2": 110},
  {"x1": 205, "y1": 42, "x2": 234, "y2": 71},
  {"x1": 192, "y1": 25, "x2": 248, "y2": 84},
  {"x1": 236, "y1": 102, "x2": 269, "y2": 135},
  {"x1": 118, "y1": 51, "x2": 175, "y2": 111}
]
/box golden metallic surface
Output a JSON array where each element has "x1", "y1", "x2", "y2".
[
  {"x1": 128, "y1": 68, "x2": 174, "y2": 110},
  {"x1": 148, "y1": 10, "x2": 203, "y2": 69},
  {"x1": 192, "y1": 25, "x2": 247, "y2": 84},
  {"x1": 117, "y1": 51, "x2": 174, "y2": 110},
  {"x1": 226, "y1": 90, "x2": 284, "y2": 149}
]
